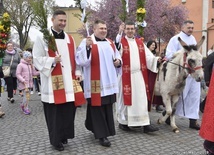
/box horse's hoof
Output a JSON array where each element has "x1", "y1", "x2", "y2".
[
  {"x1": 173, "y1": 128, "x2": 179, "y2": 133},
  {"x1": 157, "y1": 119, "x2": 161, "y2": 124}
]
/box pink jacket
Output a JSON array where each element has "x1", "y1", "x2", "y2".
[{"x1": 16, "y1": 59, "x2": 39, "y2": 90}]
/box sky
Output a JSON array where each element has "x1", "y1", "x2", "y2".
[
  {"x1": 55, "y1": 0, "x2": 75, "y2": 7},
  {"x1": 29, "y1": 0, "x2": 98, "y2": 41}
]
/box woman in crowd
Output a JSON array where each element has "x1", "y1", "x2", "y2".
[
  {"x1": 2, "y1": 42, "x2": 20, "y2": 103},
  {"x1": 147, "y1": 40, "x2": 164, "y2": 112}
]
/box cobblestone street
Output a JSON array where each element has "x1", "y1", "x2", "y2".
[{"x1": 0, "y1": 91, "x2": 206, "y2": 155}]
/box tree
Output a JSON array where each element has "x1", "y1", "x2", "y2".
[
  {"x1": 31, "y1": 0, "x2": 58, "y2": 52},
  {"x1": 3, "y1": 0, "x2": 55, "y2": 49},
  {"x1": 144, "y1": 0, "x2": 188, "y2": 42},
  {"x1": 77, "y1": 0, "x2": 187, "y2": 42},
  {"x1": 77, "y1": 0, "x2": 136, "y2": 39}
]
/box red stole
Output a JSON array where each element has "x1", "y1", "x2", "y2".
[
  {"x1": 121, "y1": 37, "x2": 150, "y2": 106},
  {"x1": 48, "y1": 34, "x2": 86, "y2": 106},
  {"x1": 91, "y1": 39, "x2": 115, "y2": 106},
  {"x1": 200, "y1": 69, "x2": 214, "y2": 142}
]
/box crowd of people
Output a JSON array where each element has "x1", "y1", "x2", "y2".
[
  {"x1": 0, "y1": 9, "x2": 213, "y2": 153},
  {"x1": 0, "y1": 42, "x2": 41, "y2": 117}
]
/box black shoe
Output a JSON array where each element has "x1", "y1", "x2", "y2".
[
  {"x1": 162, "y1": 111, "x2": 170, "y2": 125},
  {"x1": 99, "y1": 137, "x2": 111, "y2": 147},
  {"x1": 189, "y1": 119, "x2": 200, "y2": 130},
  {"x1": 143, "y1": 125, "x2": 159, "y2": 133},
  {"x1": 189, "y1": 124, "x2": 200, "y2": 130},
  {"x1": 61, "y1": 139, "x2": 68, "y2": 144},
  {"x1": 204, "y1": 140, "x2": 214, "y2": 154},
  {"x1": 54, "y1": 143, "x2": 64, "y2": 151},
  {"x1": 10, "y1": 98, "x2": 15, "y2": 103},
  {"x1": 156, "y1": 105, "x2": 164, "y2": 113},
  {"x1": 119, "y1": 123, "x2": 131, "y2": 131}
]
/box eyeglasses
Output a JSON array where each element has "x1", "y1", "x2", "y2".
[
  {"x1": 99, "y1": 28, "x2": 107, "y2": 30},
  {"x1": 125, "y1": 28, "x2": 135, "y2": 31}
]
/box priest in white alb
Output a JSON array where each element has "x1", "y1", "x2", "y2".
[
  {"x1": 115, "y1": 21, "x2": 160, "y2": 133},
  {"x1": 165, "y1": 20, "x2": 201, "y2": 130},
  {"x1": 33, "y1": 10, "x2": 85, "y2": 151},
  {"x1": 76, "y1": 19, "x2": 122, "y2": 147}
]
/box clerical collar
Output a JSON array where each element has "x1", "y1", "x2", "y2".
[
  {"x1": 95, "y1": 36, "x2": 106, "y2": 41},
  {"x1": 51, "y1": 28, "x2": 65, "y2": 39}
]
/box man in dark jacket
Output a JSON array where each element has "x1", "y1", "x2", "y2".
[{"x1": 200, "y1": 47, "x2": 214, "y2": 113}]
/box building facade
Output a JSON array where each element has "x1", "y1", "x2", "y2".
[
  {"x1": 61, "y1": 6, "x2": 84, "y2": 47},
  {"x1": 171, "y1": 0, "x2": 214, "y2": 56}
]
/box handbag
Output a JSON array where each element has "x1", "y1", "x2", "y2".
[{"x1": 3, "y1": 55, "x2": 14, "y2": 77}]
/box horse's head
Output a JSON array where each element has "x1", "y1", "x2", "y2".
[{"x1": 178, "y1": 36, "x2": 205, "y2": 82}]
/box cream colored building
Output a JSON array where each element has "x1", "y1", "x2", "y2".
[
  {"x1": 171, "y1": 0, "x2": 214, "y2": 56},
  {"x1": 61, "y1": 6, "x2": 85, "y2": 47}
]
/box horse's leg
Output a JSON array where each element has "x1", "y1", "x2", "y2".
[
  {"x1": 170, "y1": 96, "x2": 180, "y2": 133},
  {"x1": 170, "y1": 109, "x2": 179, "y2": 133},
  {"x1": 157, "y1": 95, "x2": 172, "y2": 124}
]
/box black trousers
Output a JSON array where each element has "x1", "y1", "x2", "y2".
[
  {"x1": 4, "y1": 76, "x2": 17, "y2": 98},
  {"x1": 43, "y1": 102, "x2": 76, "y2": 146},
  {"x1": 33, "y1": 77, "x2": 40, "y2": 92},
  {"x1": 85, "y1": 95, "x2": 116, "y2": 139}
]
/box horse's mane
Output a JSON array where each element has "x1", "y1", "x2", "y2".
[{"x1": 171, "y1": 50, "x2": 184, "y2": 60}]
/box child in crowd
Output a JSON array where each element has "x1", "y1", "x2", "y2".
[
  {"x1": 25, "y1": 48, "x2": 41, "y2": 95},
  {"x1": 16, "y1": 51, "x2": 39, "y2": 114}
]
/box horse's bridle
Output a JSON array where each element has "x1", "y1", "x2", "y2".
[
  {"x1": 182, "y1": 52, "x2": 202, "y2": 74},
  {"x1": 164, "y1": 52, "x2": 202, "y2": 74}
]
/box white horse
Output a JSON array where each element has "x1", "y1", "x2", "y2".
[{"x1": 155, "y1": 36, "x2": 205, "y2": 133}]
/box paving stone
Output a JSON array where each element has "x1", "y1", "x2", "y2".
[{"x1": 0, "y1": 92, "x2": 205, "y2": 155}]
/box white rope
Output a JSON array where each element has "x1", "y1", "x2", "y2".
[
  {"x1": 80, "y1": 0, "x2": 90, "y2": 36},
  {"x1": 125, "y1": 0, "x2": 129, "y2": 13}
]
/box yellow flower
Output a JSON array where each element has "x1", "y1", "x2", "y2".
[
  {"x1": 0, "y1": 25, "x2": 4, "y2": 31},
  {"x1": 3, "y1": 12, "x2": 10, "y2": 18},
  {"x1": 0, "y1": 12, "x2": 11, "y2": 57},
  {"x1": 136, "y1": 8, "x2": 146, "y2": 14}
]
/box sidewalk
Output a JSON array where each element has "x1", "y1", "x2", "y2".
[{"x1": 0, "y1": 92, "x2": 206, "y2": 155}]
